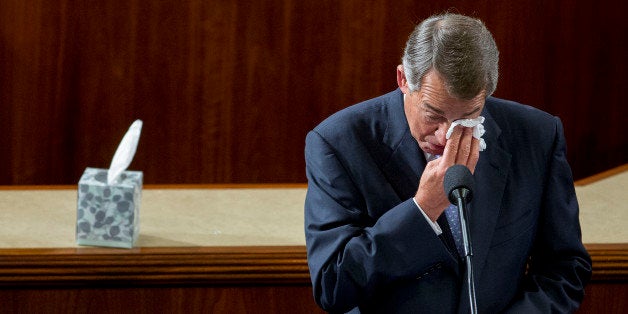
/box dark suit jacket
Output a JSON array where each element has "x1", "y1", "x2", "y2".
[{"x1": 304, "y1": 89, "x2": 591, "y2": 313}]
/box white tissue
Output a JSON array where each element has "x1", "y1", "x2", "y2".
[
  {"x1": 445, "y1": 116, "x2": 486, "y2": 151},
  {"x1": 107, "y1": 120, "x2": 143, "y2": 185}
]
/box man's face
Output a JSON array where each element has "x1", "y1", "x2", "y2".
[{"x1": 400, "y1": 69, "x2": 485, "y2": 156}]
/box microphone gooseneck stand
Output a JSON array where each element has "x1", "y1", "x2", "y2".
[
  {"x1": 452, "y1": 188, "x2": 477, "y2": 314},
  {"x1": 444, "y1": 164, "x2": 478, "y2": 314}
]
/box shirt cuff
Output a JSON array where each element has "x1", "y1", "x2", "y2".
[{"x1": 413, "y1": 197, "x2": 443, "y2": 235}]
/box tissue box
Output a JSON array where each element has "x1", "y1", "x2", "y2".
[{"x1": 76, "y1": 167, "x2": 143, "y2": 248}]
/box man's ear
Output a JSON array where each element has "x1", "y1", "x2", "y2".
[{"x1": 396, "y1": 65, "x2": 410, "y2": 94}]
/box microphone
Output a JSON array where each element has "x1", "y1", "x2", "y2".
[
  {"x1": 444, "y1": 164, "x2": 475, "y2": 205},
  {"x1": 443, "y1": 164, "x2": 477, "y2": 314}
]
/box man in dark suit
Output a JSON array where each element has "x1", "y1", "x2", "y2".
[{"x1": 304, "y1": 13, "x2": 591, "y2": 313}]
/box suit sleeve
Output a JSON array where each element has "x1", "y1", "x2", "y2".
[
  {"x1": 304, "y1": 130, "x2": 453, "y2": 313},
  {"x1": 505, "y1": 117, "x2": 592, "y2": 313}
]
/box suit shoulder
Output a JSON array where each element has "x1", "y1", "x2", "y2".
[
  {"x1": 311, "y1": 90, "x2": 403, "y2": 142},
  {"x1": 484, "y1": 97, "x2": 558, "y2": 134}
]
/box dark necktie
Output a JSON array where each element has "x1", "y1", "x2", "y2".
[
  {"x1": 427, "y1": 154, "x2": 465, "y2": 257},
  {"x1": 444, "y1": 204, "x2": 464, "y2": 256}
]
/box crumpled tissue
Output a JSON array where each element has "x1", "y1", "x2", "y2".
[{"x1": 445, "y1": 116, "x2": 486, "y2": 151}]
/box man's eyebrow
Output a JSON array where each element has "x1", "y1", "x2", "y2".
[
  {"x1": 423, "y1": 103, "x2": 482, "y2": 117},
  {"x1": 463, "y1": 106, "x2": 482, "y2": 117},
  {"x1": 424, "y1": 103, "x2": 445, "y2": 115}
]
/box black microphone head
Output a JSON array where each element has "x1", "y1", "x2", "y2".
[{"x1": 444, "y1": 164, "x2": 475, "y2": 204}]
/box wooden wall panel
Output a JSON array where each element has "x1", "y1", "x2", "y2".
[
  {"x1": 0, "y1": 286, "x2": 325, "y2": 314},
  {"x1": 1, "y1": 1, "x2": 626, "y2": 184},
  {"x1": 578, "y1": 283, "x2": 628, "y2": 313},
  {"x1": 0, "y1": 284, "x2": 625, "y2": 314}
]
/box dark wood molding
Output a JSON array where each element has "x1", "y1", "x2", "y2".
[
  {"x1": 585, "y1": 243, "x2": 628, "y2": 281},
  {"x1": 1, "y1": 244, "x2": 626, "y2": 288},
  {"x1": 0, "y1": 246, "x2": 310, "y2": 287},
  {"x1": 575, "y1": 164, "x2": 628, "y2": 186}
]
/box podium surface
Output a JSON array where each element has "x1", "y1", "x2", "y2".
[{"x1": 0, "y1": 185, "x2": 307, "y2": 248}]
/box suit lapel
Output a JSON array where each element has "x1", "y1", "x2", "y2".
[
  {"x1": 456, "y1": 109, "x2": 511, "y2": 313},
  {"x1": 380, "y1": 90, "x2": 426, "y2": 201},
  {"x1": 468, "y1": 109, "x2": 511, "y2": 283},
  {"x1": 382, "y1": 132, "x2": 425, "y2": 200}
]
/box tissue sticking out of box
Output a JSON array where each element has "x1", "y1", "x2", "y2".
[{"x1": 108, "y1": 120, "x2": 143, "y2": 185}]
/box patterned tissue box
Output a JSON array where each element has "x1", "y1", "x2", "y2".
[{"x1": 76, "y1": 167, "x2": 143, "y2": 248}]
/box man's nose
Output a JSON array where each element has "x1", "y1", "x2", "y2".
[{"x1": 434, "y1": 122, "x2": 451, "y2": 145}]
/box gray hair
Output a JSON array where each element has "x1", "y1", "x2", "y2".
[{"x1": 402, "y1": 13, "x2": 499, "y2": 99}]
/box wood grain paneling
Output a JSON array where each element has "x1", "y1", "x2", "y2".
[
  {"x1": 0, "y1": 286, "x2": 325, "y2": 314},
  {"x1": 1, "y1": 1, "x2": 626, "y2": 184},
  {"x1": 0, "y1": 284, "x2": 622, "y2": 313},
  {"x1": 577, "y1": 283, "x2": 628, "y2": 314}
]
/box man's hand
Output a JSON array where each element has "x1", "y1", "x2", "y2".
[{"x1": 415, "y1": 126, "x2": 480, "y2": 221}]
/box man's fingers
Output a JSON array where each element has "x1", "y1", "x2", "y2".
[
  {"x1": 443, "y1": 126, "x2": 480, "y2": 173},
  {"x1": 456, "y1": 127, "x2": 473, "y2": 165},
  {"x1": 467, "y1": 137, "x2": 480, "y2": 173},
  {"x1": 441, "y1": 125, "x2": 462, "y2": 167}
]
